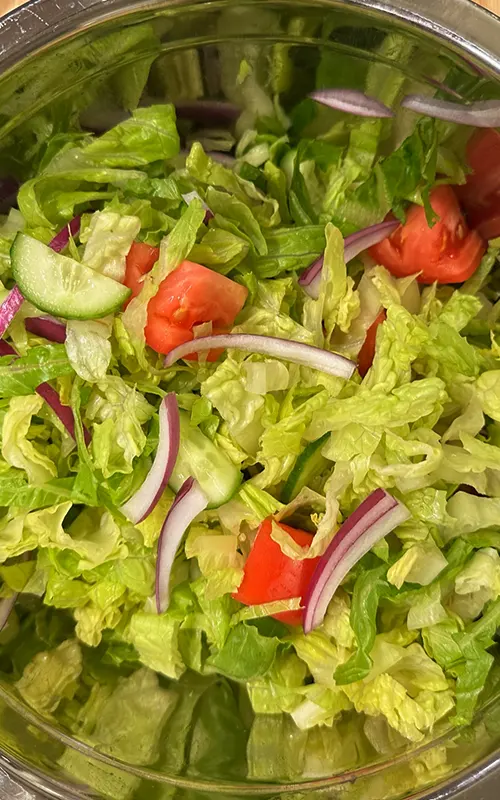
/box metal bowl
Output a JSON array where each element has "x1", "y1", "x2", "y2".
[{"x1": 0, "y1": 1, "x2": 500, "y2": 799}]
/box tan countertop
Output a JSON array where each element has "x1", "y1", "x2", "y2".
[{"x1": 477, "y1": 0, "x2": 500, "y2": 12}]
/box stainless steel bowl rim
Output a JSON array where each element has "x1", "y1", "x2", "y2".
[{"x1": 1, "y1": 0, "x2": 500, "y2": 77}]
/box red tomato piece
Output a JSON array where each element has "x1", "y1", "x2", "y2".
[
  {"x1": 369, "y1": 186, "x2": 486, "y2": 284},
  {"x1": 358, "y1": 310, "x2": 386, "y2": 378},
  {"x1": 145, "y1": 260, "x2": 248, "y2": 359},
  {"x1": 233, "y1": 518, "x2": 321, "y2": 626},
  {"x1": 455, "y1": 128, "x2": 500, "y2": 241},
  {"x1": 124, "y1": 242, "x2": 159, "y2": 305}
]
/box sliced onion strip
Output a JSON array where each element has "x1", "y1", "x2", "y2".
[
  {"x1": 309, "y1": 89, "x2": 393, "y2": 118},
  {"x1": 303, "y1": 489, "x2": 410, "y2": 633},
  {"x1": 299, "y1": 220, "x2": 400, "y2": 300},
  {"x1": 0, "y1": 340, "x2": 16, "y2": 357},
  {"x1": 0, "y1": 177, "x2": 19, "y2": 212},
  {"x1": 25, "y1": 316, "x2": 67, "y2": 343},
  {"x1": 1, "y1": 327, "x2": 89, "y2": 448},
  {"x1": 401, "y1": 95, "x2": 500, "y2": 127},
  {"x1": 121, "y1": 394, "x2": 180, "y2": 524},
  {"x1": 35, "y1": 382, "x2": 91, "y2": 447},
  {"x1": 164, "y1": 334, "x2": 355, "y2": 380},
  {"x1": 0, "y1": 286, "x2": 24, "y2": 338},
  {"x1": 49, "y1": 216, "x2": 81, "y2": 253},
  {"x1": 156, "y1": 477, "x2": 208, "y2": 613},
  {"x1": 182, "y1": 191, "x2": 213, "y2": 223},
  {"x1": 175, "y1": 100, "x2": 240, "y2": 124}
]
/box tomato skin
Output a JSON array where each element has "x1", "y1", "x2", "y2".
[
  {"x1": 124, "y1": 242, "x2": 159, "y2": 305},
  {"x1": 455, "y1": 128, "x2": 500, "y2": 241},
  {"x1": 145, "y1": 260, "x2": 248, "y2": 357},
  {"x1": 369, "y1": 186, "x2": 486, "y2": 284},
  {"x1": 358, "y1": 311, "x2": 386, "y2": 378},
  {"x1": 233, "y1": 518, "x2": 321, "y2": 626}
]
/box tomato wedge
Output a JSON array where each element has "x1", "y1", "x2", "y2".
[
  {"x1": 124, "y1": 242, "x2": 159, "y2": 305},
  {"x1": 358, "y1": 310, "x2": 385, "y2": 378},
  {"x1": 369, "y1": 186, "x2": 486, "y2": 284},
  {"x1": 455, "y1": 128, "x2": 500, "y2": 241},
  {"x1": 145, "y1": 260, "x2": 248, "y2": 359},
  {"x1": 233, "y1": 517, "x2": 321, "y2": 626}
]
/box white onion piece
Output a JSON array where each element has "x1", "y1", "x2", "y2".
[
  {"x1": 0, "y1": 285, "x2": 23, "y2": 338},
  {"x1": 164, "y1": 334, "x2": 356, "y2": 380},
  {"x1": 309, "y1": 89, "x2": 394, "y2": 118},
  {"x1": 303, "y1": 489, "x2": 410, "y2": 633},
  {"x1": 401, "y1": 95, "x2": 500, "y2": 127},
  {"x1": 299, "y1": 221, "x2": 401, "y2": 300},
  {"x1": 181, "y1": 191, "x2": 213, "y2": 223},
  {"x1": 156, "y1": 477, "x2": 208, "y2": 613},
  {"x1": 120, "y1": 394, "x2": 180, "y2": 525},
  {"x1": 0, "y1": 595, "x2": 16, "y2": 632}
]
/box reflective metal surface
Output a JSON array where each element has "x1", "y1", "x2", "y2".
[{"x1": 0, "y1": 1, "x2": 499, "y2": 799}]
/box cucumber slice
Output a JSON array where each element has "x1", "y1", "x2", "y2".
[
  {"x1": 282, "y1": 433, "x2": 331, "y2": 503},
  {"x1": 170, "y1": 412, "x2": 242, "y2": 508},
  {"x1": 11, "y1": 233, "x2": 130, "y2": 319}
]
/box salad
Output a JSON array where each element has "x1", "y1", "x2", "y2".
[{"x1": 1, "y1": 29, "x2": 500, "y2": 795}]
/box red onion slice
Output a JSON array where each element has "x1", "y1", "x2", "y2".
[
  {"x1": 35, "y1": 383, "x2": 91, "y2": 446},
  {"x1": 156, "y1": 477, "x2": 208, "y2": 613},
  {"x1": 175, "y1": 100, "x2": 240, "y2": 124},
  {"x1": 0, "y1": 340, "x2": 89, "y2": 444},
  {"x1": 164, "y1": 334, "x2": 356, "y2": 380},
  {"x1": 401, "y1": 95, "x2": 500, "y2": 127},
  {"x1": 49, "y1": 216, "x2": 81, "y2": 253},
  {"x1": 25, "y1": 316, "x2": 67, "y2": 343},
  {"x1": 0, "y1": 595, "x2": 17, "y2": 632},
  {"x1": 182, "y1": 191, "x2": 214, "y2": 223},
  {"x1": 303, "y1": 489, "x2": 410, "y2": 633},
  {"x1": 0, "y1": 340, "x2": 16, "y2": 357},
  {"x1": 120, "y1": 394, "x2": 180, "y2": 525},
  {"x1": 0, "y1": 178, "x2": 19, "y2": 212},
  {"x1": 0, "y1": 286, "x2": 24, "y2": 338},
  {"x1": 299, "y1": 221, "x2": 401, "y2": 300},
  {"x1": 309, "y1": 90, "x2": 394, "y2": 118}
]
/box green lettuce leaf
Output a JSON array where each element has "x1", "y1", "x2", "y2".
[
  {"x1": 126, "y1": 611, "x2": 185, "y2": 679},
  {"x1": 248, "y1": 652, "x2": 306, "y2": 714},
  {"x1": 387, "y1": 540, "x2": 448, "y2": 590},
  {"x1": 15, "y1": 639, "x2": 82, "y2": 715},
  {"x1": 83, "y1": 105, "x2": 180, "y2": 168},
  {"x1": 302, "y1": 222, "x2": 359, "y2": 343},
  {"x1": 60, "y1": 668, "x2": 176, "y2": 799},
  {"x1": 208, "y1": 623, "x2": 279, "y2": 681},
  {"x1": 0, "y1": 345, "x2": 74, "y2": 397},
  {"x1": 65, "y1": 318, "x2": 113, "y2": 382},
  {"x1": 307, "y1": 377, "x2": 448, "y2": 439},
  {"x1": 335, "y1": 567, "x2": 390, "y2": 685},
  {"x1": 2, "y1": 395, "x2": 57, "y2": 485},
  {"x1": 185, "y1": 523, "x2": 244, "y2": 599},
  {"x1": 80, "y1": 210, "x2": 141, "y2": 281},
  {"x1": 87, "y1": 376, "x2": 154, "y2": 478},
  {"x1": 292, "y1": 629, "x2": 348, "y2": 688}
]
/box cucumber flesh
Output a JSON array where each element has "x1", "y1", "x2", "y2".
[
  {"x1": 170, "y1": 412, "x2": 242, "y2": 508},
  {"x1": 282, "y1": 433, "x2": 331, "y2": 503},
  {"x1": 11, "y1": 233, "x2": 130, "y2": 320}
]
